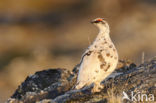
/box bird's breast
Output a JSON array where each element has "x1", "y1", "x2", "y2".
[{"x1": 89, "y1": 39, "x2": 112, "y2": 51}]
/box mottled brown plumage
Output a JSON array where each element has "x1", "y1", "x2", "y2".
[{"x1": 75, "y1": 18, "x2": 118, "y2": 92}]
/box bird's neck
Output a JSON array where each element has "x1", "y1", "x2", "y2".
[
  {"x1": 88, "y1": 26, "x2": 111, "y2": 50},
  {"x1": 89, "y1": 29, "x2": 111, "y2": 50},
  {"x1": 96, "y1": 28, "x2": 110, "y2": 41}
]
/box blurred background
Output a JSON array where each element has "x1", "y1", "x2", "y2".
[{"x1": 0, "y1": 0, "x2": 155, "y2": 102}]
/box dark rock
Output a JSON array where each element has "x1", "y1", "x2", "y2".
[{"x1": 7, "y1": 57, "x2": 156, "y2": 103}]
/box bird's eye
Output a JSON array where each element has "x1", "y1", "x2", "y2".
[
  {"x1": 94, "y1": 19, "x2": 103, "y2": 23},
  {"x1": 94, "y1": 20, "x2": 100, "y2": 23},
  {"x1": 91, "y1": 18, "x2": 105, "y2": 24}
]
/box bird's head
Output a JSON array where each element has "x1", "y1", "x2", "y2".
[{"x1": 91, "y1": 18, "x2": 109, "y2": 33}]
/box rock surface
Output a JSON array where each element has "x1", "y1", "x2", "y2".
[{"x1": 7, "y1": 57, "x2": 156, "y2": 103}]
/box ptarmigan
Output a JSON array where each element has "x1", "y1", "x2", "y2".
[{"x1": 75, "y1": 18, "x2": 118, "y2": 92}]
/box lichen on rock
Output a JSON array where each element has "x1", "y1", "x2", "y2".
[{"x1": 7, "y1": 57, "x2": 156, "y2": 103}]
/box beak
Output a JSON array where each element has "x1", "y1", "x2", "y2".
[{"x1": 90, "y1": 20, "x2": 95, "y2": 24}]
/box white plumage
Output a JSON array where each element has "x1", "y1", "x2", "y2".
[{"x1": 75, "y1": 18, "x2": 118, "y2": 92}]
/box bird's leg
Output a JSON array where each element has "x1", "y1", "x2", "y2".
[{"x1": 91, "y1": 82, "x2": 104, "y2": 93}]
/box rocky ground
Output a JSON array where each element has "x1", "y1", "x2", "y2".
[{"x1": 6, "y1": 56, "x2": 156, "y2": 103}]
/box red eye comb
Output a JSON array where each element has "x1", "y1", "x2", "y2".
[{"x1": 97, "y1": 19, "x2": 103, "y2": 22}]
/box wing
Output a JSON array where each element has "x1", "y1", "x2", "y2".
[
  {"x1": 79, "y1": 49, "x2": 93, "y2": 64},
  {"x1": 97, "y1": 51, "x2": 110, "y2": 72}
]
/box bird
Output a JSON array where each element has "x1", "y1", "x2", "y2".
[{"x1": 75, "y1": 18, "x2": 118, "y2": 92}]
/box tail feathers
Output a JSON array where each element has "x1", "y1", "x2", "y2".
[{"x1": 75, "y1": 82, "x2": 86, "y2": 90}]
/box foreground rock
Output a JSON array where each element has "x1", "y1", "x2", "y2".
[{"x1": 7, "y1": 57, "x2": 156, "y2": 103}]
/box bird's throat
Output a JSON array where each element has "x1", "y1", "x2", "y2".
[{"x1": 97, "y1": 30, "x2": 110, "y2": 41}]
